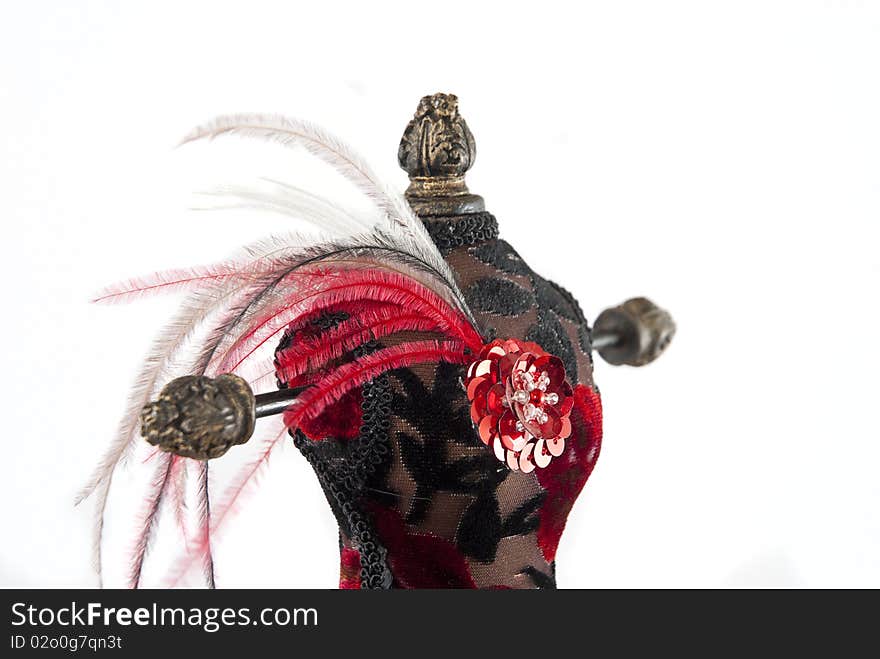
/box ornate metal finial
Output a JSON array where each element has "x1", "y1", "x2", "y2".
[
  {"x1": 398, "y1": 93, "x2": 485, "y2": 216},
  {"x1": 140, "y1": 374, "x2": 256, "y2": 460},
  {"x1": 592, "y1": 298, "x2": 677, "y2": 367}
]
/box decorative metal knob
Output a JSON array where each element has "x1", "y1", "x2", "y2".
[
  {"x1": 592, "y1": 297, "x2": 676, "y2": 367},
  {"x1": 140, "y1": 374, "x2": 256, "y2": 460},
  {"x1": 398, "y1": 92, "x2": 485, "y2": 216}
]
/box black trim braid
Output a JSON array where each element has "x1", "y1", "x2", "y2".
[
  {"x1": 422, "y1": 212, "x2": 499, "y2": 251},
  {"x1": 291, "y1": 374, "x2": 394, "y2": 590},
  {"x1": 275, "y1": 326, "x2": 394, "y2": 589}
]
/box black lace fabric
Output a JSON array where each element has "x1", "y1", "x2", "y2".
[{"x1": 275, "y1": 213, "x2": 596, "y2": 588}]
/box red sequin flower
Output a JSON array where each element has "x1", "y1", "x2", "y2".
[{"x1": 465, "y1": 339, "x2": 574, "y2": 472}]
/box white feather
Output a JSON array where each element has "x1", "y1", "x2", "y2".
[
  {"x1": 180, "y1": 114, "x2": 468, "y2": 319},
  {"x1": 191, "y1": 179, "x2": 376, "y2": 236}
]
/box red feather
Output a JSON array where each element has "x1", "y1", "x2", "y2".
[
  {"x1": 126, "y1": 455, "x2": 173, "y2": 588},
  {"x1": 283, "y1": 339, "x2": 469, "y2": 429},
  {"x1": 275, "y1": 307, "x2": 442, "y2": 381},
  {"x1": 218, "y1": 268, "x2": 482, "y2": 374},
  {"x1": 91, "y1": 262, "x2": 253, "y2": 305}
]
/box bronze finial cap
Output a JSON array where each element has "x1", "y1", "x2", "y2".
[
  {"x1": 593, "y1": 298, "x2": 677, "y2": 367},
  {"x1": 140, "y1": 374, "x2": 256, "y2": 460},
  {"x1": 398, "y1": 93, "x2": 485, "y2": 216}
]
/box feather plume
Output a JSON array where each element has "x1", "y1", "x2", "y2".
[
  {"x1": 274, "y1": 307, "x2": 438, "y2": 380},
  {"x1": 87, "y1": 111, "x2": 485, "y2": 588},
  {"x1": 180, "y1": 114, "x2": 472, "y2": 325},
  {"x1": 218, "y1": 268, "x2": 483, "y2": 375},
  {"x1": 180, "y1": 114, "x2": 408, "y2": 225},
  {"x1": 192, "y1": 179, "x2": 375, "y2": 236},
  {"x1": 91, "y1": 261, "x2": 249, "y2": 305},
  {"x1": 286, "y1": 340, "x2": 468, "y2": 426}
]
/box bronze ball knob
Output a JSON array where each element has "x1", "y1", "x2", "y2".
[
  {"x1": 592, "y1": 297, "x2": 676, "y2": 367},
  {"x1": 140, "y1": 374, "x2": 256, "y2": 460}
]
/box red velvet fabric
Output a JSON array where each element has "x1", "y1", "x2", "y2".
[
  {"x1": 339, "y1": 548, "x2": 362, "y2": 589},
  {"x1": 367, "y1": 503, "x2": 478, "y2": 589},
  {"x1": 300, "y1": 389, "x2": 363, "y2": 441},
  {"x1": 535, "y1": 385, "x2": 603, "y2": 562}
]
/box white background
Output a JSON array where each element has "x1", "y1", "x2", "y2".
[{"x1": 1, "y1": 1, "x2": 878, "y2": 588}]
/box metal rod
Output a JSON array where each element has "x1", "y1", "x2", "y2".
[
  {"x1": 254, "y1": 327, "x2": 633, "y2": 421},
  {"x1": 252, "y1": 327, "x2": 626, "y2": 421},
  {"x1": 590, "y1": 331, "x2": 620, "y2": 351},
  {"x1": 254, "y1": 386, "x2": 308, "y2": 418}
]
